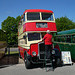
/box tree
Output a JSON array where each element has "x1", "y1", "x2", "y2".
[
  {"x1": 55, "y1": 16, "x2": 75, "y2": 32},
  {"x1": 1, "y1": 16, "x2": 21, "y2": 45}
]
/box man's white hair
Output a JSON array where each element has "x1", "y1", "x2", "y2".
[{"x1": 47, "y1": 30, "x2": 50, "y2": 33}]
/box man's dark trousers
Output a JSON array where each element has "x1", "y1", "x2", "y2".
[{"x1": 45, "y1": 45, "x2": 52, "y2": 59}]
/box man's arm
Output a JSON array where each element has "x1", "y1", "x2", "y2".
[{"x1": 42, "y1": 35, "x2": 46, "y2": 41}]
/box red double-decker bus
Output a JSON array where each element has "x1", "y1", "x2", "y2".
[{"x1": 18, "y1": 9, "x2": 60, "y2": 69}]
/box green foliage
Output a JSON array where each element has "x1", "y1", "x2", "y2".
[
  {"x1": 1, "y1": 15, "x2": 75, "y2": 45},
  {"x1": 0, "y1": 30, "x2": 6, "y2": 41},
  {"x1": 55, "y1": 16, "x2": 75, "y2": 32},
  {"x1": 1, "y1": 16, "x2": 21, "y2": 45}
]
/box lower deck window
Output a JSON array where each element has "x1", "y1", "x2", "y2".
[
  {"x1": 66, "y1": 36, "x2": 71, "y2": 43},
  {"x1": 73, "y1": 35, "x2": 75, "y2": 43},
  {"x1": 61, "y1": 36, "x2": 66, "y2": 42}
]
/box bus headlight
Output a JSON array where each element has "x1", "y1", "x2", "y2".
[{"x1": 32, "y1": 51, "x2": 36, "y2": 56}]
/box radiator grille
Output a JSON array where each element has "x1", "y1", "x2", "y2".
[{"x1": 38, "y1": 42, "x2": 45, "y2": 59}]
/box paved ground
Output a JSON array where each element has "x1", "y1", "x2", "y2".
[{"x1": 0, "y1": 61, "x2": 75, "y2": 75}]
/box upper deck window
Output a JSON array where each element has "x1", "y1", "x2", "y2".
[
  {"x1": 42, "y1": 13, "x2": 54, "y2": 21},
  {"x1": 27, "y1": 12, "x2": 40, "y2": 20}
]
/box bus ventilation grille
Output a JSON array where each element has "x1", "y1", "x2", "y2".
[{"x1": 38, "y1": 42, "x2": 45, "y2": 60}]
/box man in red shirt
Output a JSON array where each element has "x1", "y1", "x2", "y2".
[{"x1": 43, "y1": 30, "x2": 52, "y2": 59}]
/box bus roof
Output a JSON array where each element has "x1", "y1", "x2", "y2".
[
  {"x1": 23, "y1": 9, "x2": 53, "y2": 15},
  {"x1": 57, "y1": 29, "x2": 75, "y2": 35}
]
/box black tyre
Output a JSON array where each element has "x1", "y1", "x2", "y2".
[
  {"x1": 56, "y1": 58, "x2": 62, "y2": 66},
  {"x1": 24, "y1": 54, "x2": 31, "y2": 69}
]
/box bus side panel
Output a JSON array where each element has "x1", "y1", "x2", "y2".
[
  {"x1": 18, "y1": 46, "x2": 30, "y2": 59},
  {"x1": 18, "y1": 46, "x2": 24, "y2": 59},
  {"x1": 71, "y1": 45, "x2": 75, "y2": 60},
  {"x1": 65, "y1": 44, "x2": 75, "y2": 60},
  {"x1": 54, "y1": 43, "x2": 75, "y2": 60}
]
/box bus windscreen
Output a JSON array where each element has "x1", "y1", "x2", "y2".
[
  {"x1": 27, "y1": 13, "x2": 40, "y2": 20},
  {"x1": 28, "y1": 33, "x2": 40, "y2": 41},
  {"x1": 42, "y1": 13, "x2": 54, "y2": 21}
]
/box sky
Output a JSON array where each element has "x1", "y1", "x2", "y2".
[{"x1": 0, "y1": 0, "x2": 75, "y2": 29}]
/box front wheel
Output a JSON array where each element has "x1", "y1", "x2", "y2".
[{"x1": 24, "y1": 54, "x2": 31, "y2": 69}]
